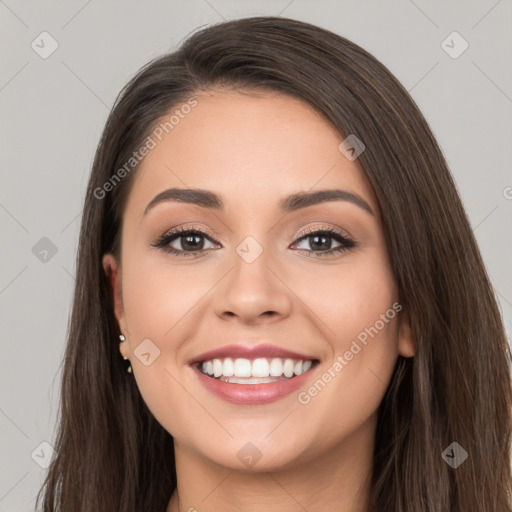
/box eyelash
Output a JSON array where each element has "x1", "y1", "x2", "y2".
[{"x1": 151, "y1": 225, "x2": 356, "y2": 258}]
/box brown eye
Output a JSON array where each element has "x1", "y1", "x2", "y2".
[
  {"x1": 152, "y1": 227, "x2": 219, "y2": 257},
  {"x1": 291, "y1": 228, "x2": 356, "y2": 257}
]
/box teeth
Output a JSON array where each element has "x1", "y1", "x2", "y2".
[
  {"x1": 199, "y1": 357, "x2": 315, "y2": 379},
  {"x1": 213, "y1": 359, "x2": 223, "y2": 378},
  {"x1": 235, "y1": 358, "x2": 252, "y2": 377},
  {"x1": 222, "y1": 376, "x2": 282, "y2": 384},
  {"x1": 269, "y1": 358, "x2": 283, "y2": 376},
  {"x1": 283, "y1": 359, "x2": 294, "y2": 378},
  {"x1": 222, "y1": 357, "x2": 234, "y2": 377},
  {"x1": 251, "y1": 358, "x2": 269, "y2": 377}
]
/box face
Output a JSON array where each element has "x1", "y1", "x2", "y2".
[{"x1": 103, "y1": 89, "x2": 414, "y2": 472}]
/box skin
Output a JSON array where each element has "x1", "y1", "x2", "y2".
[{"x1": 103, "y1": 89, "x2": 414, "y2": 512}]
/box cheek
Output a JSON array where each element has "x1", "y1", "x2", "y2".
[
  {"x1": 294, "y1": 250, "x2": 398, "y2": 351},
  {"x1": 121, "y1": 251, "x2": 199, "y2": 341},
  {"x1": 295, "y1": 253, "x2": 400, "y2": 412},
  {"x1": 119, "y1": 255, "x2": 201, "y2": 435},
  {"x1": 118, "y1": 249, "x2": 180, "y2": 357}
]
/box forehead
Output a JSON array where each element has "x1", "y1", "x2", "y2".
[{"x1": 123, "y1": 89, "x2": 377, "y2": 221}]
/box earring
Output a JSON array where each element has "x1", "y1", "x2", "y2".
[{"x1": 119, "y1": 334, "x2": 132, "y2": 373}]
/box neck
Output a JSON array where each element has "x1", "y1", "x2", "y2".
[{"x1": 167, "y1": 414, "x2": 376, "y2": 512}]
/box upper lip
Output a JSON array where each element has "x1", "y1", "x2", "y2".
[{"x1": 188, "y1": 343, "x2": 318, "y2": 365}]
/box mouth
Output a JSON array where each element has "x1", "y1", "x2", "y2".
[
  {"x1": 194, "y1": 357, "x2": 320, "y2": 384},
  {"x1": 188, "y1": 343, "x2": 321, "y2": 404}
]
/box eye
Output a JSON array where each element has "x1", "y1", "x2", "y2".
[
  {"x1": 291, "y1": 226, "x2": 356, "y2": 257},
  {"x1": 151, "y1": 226, "x2": 219, "y2": 257}
]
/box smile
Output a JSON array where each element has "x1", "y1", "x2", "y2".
[
  {"x1": 188, "y1": 342, "x2": 320, "y2": 404},
  {"x1": 197, "y1": 357, "x2": 315, "y2": 383}
]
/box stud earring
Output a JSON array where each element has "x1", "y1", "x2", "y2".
[{"x1": 119, "y1": 334, "x2": 132, "y2": 373}]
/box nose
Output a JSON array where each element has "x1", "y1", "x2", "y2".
[{"x1": 212, "y1": 245, "x2": 293, "y2": 326}]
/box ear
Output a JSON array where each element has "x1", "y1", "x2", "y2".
[
  {"x1": 102, "y1": 253, "x2": 126, "y2": 333},
  {"x1": 397, "y1": 308, "x2": 415, "y2": 358}
]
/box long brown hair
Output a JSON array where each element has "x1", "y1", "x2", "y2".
[{"x1": 36, "y1": 16, "x2": 512, "y2": 511}]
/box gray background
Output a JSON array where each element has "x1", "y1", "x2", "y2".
[{"x1": 1, "y1": 1, "x2": 511, "y2": 510}]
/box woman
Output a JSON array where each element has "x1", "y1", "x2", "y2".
[{"x1": 36, "y1": 16, "x2": 512, "y2": 512}]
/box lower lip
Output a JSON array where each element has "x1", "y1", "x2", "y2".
[{"x1": 192, "y1": 363, "x2": 318, "y2": 405}]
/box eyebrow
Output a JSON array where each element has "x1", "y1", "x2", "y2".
[{"x1": 143, "y1": 187, "x2": 374, "y2": 216}]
